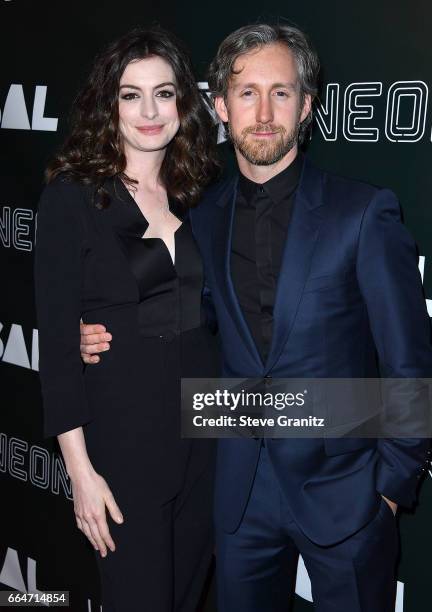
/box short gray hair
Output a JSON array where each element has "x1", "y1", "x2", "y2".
[{"x1": 208, "y1": 23, "x2": 320, "y2": 143}]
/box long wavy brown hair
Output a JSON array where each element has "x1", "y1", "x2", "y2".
[{"x1": 47, "y1": 26, "x2": 220, "y2": 207}]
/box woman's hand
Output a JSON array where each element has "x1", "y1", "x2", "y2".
[
  {"x1": 57, "y1": 427, "x2": 124, "y2": 558},
  {"x1": 71, "y1": 468, "x2": 124, "y2": 557}
]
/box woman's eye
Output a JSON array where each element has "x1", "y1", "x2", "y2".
[
  {"x1": 120, "y1": 92, "x2": 138, "y2": 100},
  {"x1": 156, "y1": 90, "x2": 176, "y2": 98}
]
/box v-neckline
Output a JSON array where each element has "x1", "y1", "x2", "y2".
[
  {"x1": 141, "y1": 224, "x2": 184, "y2": 266},
  {"x1": 116, "y1": 176, "x2": 183, "y2": 265},
  {"x1": 117, "y1": 176, "x2": 182, "y2": 224}
]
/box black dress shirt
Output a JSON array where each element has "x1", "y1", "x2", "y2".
[{"x1": 231, "y1": 154, "x2": 303, "y2": 362}]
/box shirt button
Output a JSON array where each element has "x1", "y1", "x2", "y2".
[
  {"x1": 259, "y1": 185, "x2": 265, "y2": 193},
  {"x1": 159, "y1": 330, "x2": 178, "y2": 343}
]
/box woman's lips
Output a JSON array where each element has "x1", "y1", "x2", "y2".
[{"x1": 136, "y1": 125, "x2": 164, "y2": 135}]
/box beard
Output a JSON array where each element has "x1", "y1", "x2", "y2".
[{"x1": 228, "y1": 120, "x2": 301, "y2": 166}]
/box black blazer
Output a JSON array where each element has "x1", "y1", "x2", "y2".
[{"x1": 34, "y1": 175, "x2": 215, "y2": 448}]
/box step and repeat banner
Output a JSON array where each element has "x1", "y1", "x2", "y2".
[{"x1": 1, "y1": 1, "x2": 431, "y2": 610}]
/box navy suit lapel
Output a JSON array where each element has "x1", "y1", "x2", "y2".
[
  {"x1": 265, "y1": 158, "x2": 327, "y2": 372},
  {"x1": 212, "y1": 176, "x2": 263, "y2": 368}
]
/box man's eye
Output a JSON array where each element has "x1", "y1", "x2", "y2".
[
  {"x1": 120, "y1": 92, "x2": 138, "y2": 100},
  {"x1": 156, "y1": 90, "x2": 176, "y2": 98},
  {"x1": 241, "y1": 90, "x2": 254, "y2": 97},
  {"x1": 275, "y1": 91, "x2": 289, "y2": 97}
]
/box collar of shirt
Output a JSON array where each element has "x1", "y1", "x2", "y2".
[{"x1": 238, "y1": 152, "x2": 304, "y2": 206}]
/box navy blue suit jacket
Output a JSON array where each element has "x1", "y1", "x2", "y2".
[{"x1": 190, "y1": 157, "x2": 432, "y2": 546}]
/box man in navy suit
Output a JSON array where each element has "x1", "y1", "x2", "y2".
[{"x1": 81, "y1": 23, "x2": 431, "y2": 611}]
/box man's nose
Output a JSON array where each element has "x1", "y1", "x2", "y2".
[{"x1": 256, "y1": 94, "x2": 273, "y2": 124}]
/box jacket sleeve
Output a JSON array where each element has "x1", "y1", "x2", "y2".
[
  {"x1": 202, "y1": 281, "x2": 218, "y2": 335},
  {"x1": 34, "y1": 178, "x2": 92, "y2": 438},
  {"x1": 356, "y1": 187, "x2": 432, "y2": 507},
  {"x1": 189, "y1": 205, "x2": 218, "y2": 334}
]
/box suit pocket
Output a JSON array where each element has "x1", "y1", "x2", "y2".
[
  {"x1": 324, "y1": 437, "x2": 375, "y2": 456},
  {"x1": 303, "y1": 272, "x2": 355, "y2": 293}
]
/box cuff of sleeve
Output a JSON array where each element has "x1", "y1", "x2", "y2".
[
  {"x1": 42, "y1": 383, "x2": 92, "y2": 438},
  {"x1": 376, "y1": 460, "x2": 422, "y2": 508}
]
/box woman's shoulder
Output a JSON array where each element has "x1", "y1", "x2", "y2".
[
  {"x1": 42, "y1": 172, "x2": 91, "y2": 197},
  {"x1": 38, "y1": 173, "x2": 94, "y2": 216}
]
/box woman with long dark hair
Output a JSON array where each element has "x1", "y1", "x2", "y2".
[{"x1": 35, "y1": 26, "x2": 220, "y2": 611}]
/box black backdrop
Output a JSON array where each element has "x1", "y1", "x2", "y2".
[{"x1": 1, "y1": 1, "x2": 431, "y2": 610}]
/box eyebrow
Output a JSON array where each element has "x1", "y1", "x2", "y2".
[
  {"x1": 233, "y1": 81, "x2": 298, "y2": 91},
  {"x1": 119, "y1": 81, "x2": 177, "y2": 90}
]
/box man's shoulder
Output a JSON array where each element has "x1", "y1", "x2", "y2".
[
  {"x1": 328, "y1": 171, "x2": 381, "y2": 198},
  {"x1": 308, "y1": 159, "x2": 393, "y2": 216},
  {"x1": 312, "y1": 161, "x2": 381, "y2": 199}
]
